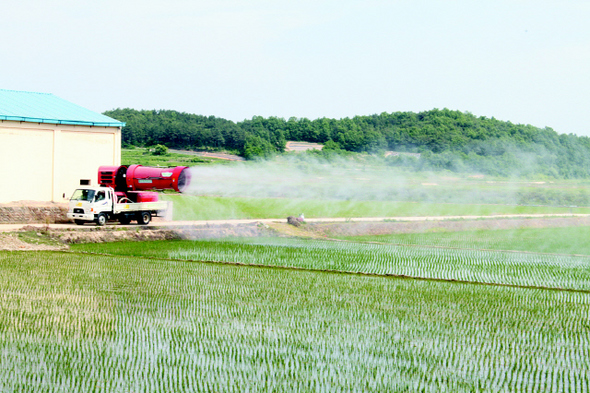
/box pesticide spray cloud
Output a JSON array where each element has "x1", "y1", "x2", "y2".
[
  {"x1": 185, "y1": 155, "x2": 414, "y2": 201},
  {"x1": 174, "y1": 150, "x2": 590, "y2": 252},
  {"x1": 182, "y1": 154, "x2": 558, "y2": 207},
  {"x1": 176, "y1": 137, "x2": 590, "y2": 215}
]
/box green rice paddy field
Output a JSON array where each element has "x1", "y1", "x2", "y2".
[
  {"x1": 2, "y1": 227, "x2": 590, "y2": 391},
  {"x1": 161, "y1": 194, "x2": 590, "y2": 221},
  {"x1": 334, "y1": 226, "x2": 590, "y2": 255}
]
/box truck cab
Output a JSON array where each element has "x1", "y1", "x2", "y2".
[{"x1": 67, "y1": 186, "x2": 115, "y2": 226}]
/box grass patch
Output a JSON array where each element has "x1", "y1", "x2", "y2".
[
  {"x1": 16, "y1": 231, "x2": 64, "y2": 247},
  {"x1": 162, "y1": 194, "x2": 590, "y2": 221}
]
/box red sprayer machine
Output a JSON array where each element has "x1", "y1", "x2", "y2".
[{"x1": 67, "y1": 165, "x2": 191, "y2": 226}]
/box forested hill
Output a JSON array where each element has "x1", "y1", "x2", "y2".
[{"x1": 104, "y1": 108, "x2": 590, "y2": 178}]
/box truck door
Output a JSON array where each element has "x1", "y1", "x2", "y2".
[{"x1": 93, "y1": 190, "x2": 111, "y2": 213}]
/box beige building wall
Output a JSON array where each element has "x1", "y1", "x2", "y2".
[{"x1": 0, "y1": 120, "x2": 121, "y2": 203}]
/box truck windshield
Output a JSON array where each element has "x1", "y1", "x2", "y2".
[{"x1": 70, "y1": 189, "x2": 95, "y2": 201}]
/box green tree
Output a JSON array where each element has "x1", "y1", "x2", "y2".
[{"x1": 242, "y1": 135, "x2": 277, "y2": 160}]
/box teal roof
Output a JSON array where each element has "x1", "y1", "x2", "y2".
[{"x1": 0, "y1": 89, "x2": 125, "y2": 127}]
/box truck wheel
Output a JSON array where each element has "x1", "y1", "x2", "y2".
[
  {"x1": 74, "y1": 220, "x2": 85, "y2": 226},
  {"x1": 96, "y1": 213, "x2": 107, "y2": 226},
  {"x1": 119, "y1": 216, "x2": 131, "y2": 225},
  {"x1": 138, "y1": 212, "x2": 151, "y2": 225}
]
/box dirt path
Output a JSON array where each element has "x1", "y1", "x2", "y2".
[
  {"x1": 285, "y1": 141, "x2": 324, "y2": 152},
  {"x1": 299, "y1": 215, "x2": 590, "y2": 237},
  {"x1": 168, "y1": 149, "x2": 245, "y2": 161},
  {"x1": 2, "y1": 213, "x2": 590, "y2": 233},
  {"x1": 3, "y1": 213, "x2": 590, "y2": 251},
  {"x1": 0, "y1": 231, "x2": 69, "y2": 251}
]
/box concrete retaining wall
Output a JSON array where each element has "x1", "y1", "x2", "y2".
[{"x1": 0, "y1": 206, "x2": 69, "y2": 224}]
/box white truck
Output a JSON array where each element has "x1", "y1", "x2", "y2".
[
  {"x1": 67, "y1": 186, "x2": 170, "y2": 226},
  {"x1": 67, "y1": 164, "x2": 190, "y2": 226}
]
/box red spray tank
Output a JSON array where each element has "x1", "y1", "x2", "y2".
[{"x1": 98, "y1": 165, "x2": 191, "y2": 194}]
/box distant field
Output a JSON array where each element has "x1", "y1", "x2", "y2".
[
  {"x1": 119, "y1": 152, "x2": 590, "y2": 210},
  {"x1": 121, "y1": 148, "x2": 223, "y2": 166},
  {"x1": 1, "y1": 250, "x2": 589, "y2": 391},
  {"x1": 336, "y1": 226, "x2": 590, "y2": 255},
  {"x1": 160, "y1": 194, "x2": 590, "y2": 221}
]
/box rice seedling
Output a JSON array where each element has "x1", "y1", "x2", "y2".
[
  {"x1": 335, "y1": 226, "x2": 590, "y2": 256},
  {"x1": 0, "y1": 250, "x2": 589, "y2": 391},
  {"x1": 74, "y1": 237, "x2": 590, "y2": 291}
]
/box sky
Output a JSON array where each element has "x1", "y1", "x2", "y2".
[{"x1": 2, "y1": 0, "x2": 589, "y2": 136}]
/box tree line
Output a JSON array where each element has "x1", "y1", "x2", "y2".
[{"x1": 104, "y1": 108, "x2": 590, "y2": 178}]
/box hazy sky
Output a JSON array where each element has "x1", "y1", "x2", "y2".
[{"x1": 2, "y1": 0, "x2": 589, "y2": 135}]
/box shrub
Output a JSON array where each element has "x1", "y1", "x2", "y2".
[{"x1": 152, "y1": 144, "x2": 169, "y2": 156}]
